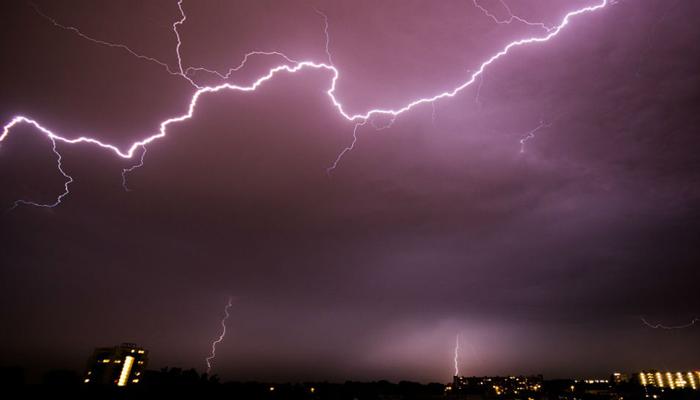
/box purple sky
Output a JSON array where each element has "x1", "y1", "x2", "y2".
[{"x1": 1, "y1": 0, "x2": 699, "y2": 382}]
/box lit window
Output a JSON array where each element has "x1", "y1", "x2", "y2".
[
  {"x1": 687, "y1": 372, "x2": 696, "y2": 390},
  {"x1": 117, "y1": 356, "x2": 135, "y2": 387}
]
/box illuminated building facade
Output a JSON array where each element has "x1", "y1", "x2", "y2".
[
  {"x1": 83, "y1": 342, "x2": 148, "y2": 386},
  {"x1": 637, "y1": 370, "x2": 700, "y2": 390}
]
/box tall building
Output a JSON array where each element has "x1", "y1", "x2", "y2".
[{"x1": 84, "y1": 342, "x2": 148, "y2": 386}]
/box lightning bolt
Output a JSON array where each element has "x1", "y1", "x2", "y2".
[
  {"x1": 172, "y1": 0, "x2": 199, "y2": 89},
  {"x1": 7, "y1": 135, "x2": 73, "y2": 210},
  {"x1": 472, "y1": 0, "x2": 554, "y2": 32},
  {"x1": 314, "y1": 8, "x2": 334, "y2": 66},
  {"x1": 29, "y1": 1, "x2": 296, "y2": 87},
  {"x1": 206, "y1": 296, "x2": 233, "y2": 375},
  {"x1": 474, "y1": 71, "x2": 485, "y2": 107},
  {"x1": 1, "y1": 0, "x2": 610, "y2": 208},
  {"x1": 327, "y1": 120, "x2": 368, "y2": 175},
  {"x1": 183, "y1": 51, "x2": 299, "y2": 82},
  {"x1": 641, "y1": 317, "x2": 699, "y2": 330},
  {"x1": 519, "y1": 120, "x2": 552, "y2": 153},
  {"x1": 121, "y1": 145, "x2": 147, "y2": 192},
  {"x1": 28, "y1": 1, "x2": 183, "y2": 80},
  {"x1": 454, "y1": 334, "x2": 460, "y2": 377}
]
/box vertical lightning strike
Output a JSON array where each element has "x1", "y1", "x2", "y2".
[
  {"x1": 206, "y1": 296, "x2": 233, "y2": 375},
  {"x1": 454, "y1": 334, "x2": 460, "y2": 377},
  {"x1": 519, "y1": 120, "x2": 552, "y2": 153},
  {"x1": 314, "y1": 8, "x2": 334, "y2": 65},
  {"x1": 173, "y1": 0, "x2": 187, "y2": 75},
  {"x1": 172, "y1": 0, "x2": 204, "y2": 89},
  {"x1": 641, "y1": 317, "x2": 699, "y2": 330},
  {"x1": 2, "y1": 0, "x2": 610, "y2": 207}
]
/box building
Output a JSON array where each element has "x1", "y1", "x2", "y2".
[
  {"x1": 452, "y1": 375, "x2": 468, "y2": 391},
  {"x1": 450, "y1": 374, "x2": 543, "y2": 396},
  {"x1": 573, "y1": 378, "x2": 613, "y2": 397},
  {"x1": 84, "y1": 342, "x2": 148, "y2": 386},
  {"x1": 610, "y1": 372, "x2": 629, "y2": 384},
  {"x1": 636, "y1": 370, "x2": 700, "y2": 390}
]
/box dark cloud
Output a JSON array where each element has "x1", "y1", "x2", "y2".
[{"x1": 1, "y1": 0, "x2": 699, "y2": 382}]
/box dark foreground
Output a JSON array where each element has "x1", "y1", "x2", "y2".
[{"x1": 2, "y1": 367, "x2": 698, "y2": 399}]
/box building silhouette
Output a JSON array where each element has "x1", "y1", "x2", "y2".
[{"x1": 448, "y1": 374, "x2": 543, "y2": 396}]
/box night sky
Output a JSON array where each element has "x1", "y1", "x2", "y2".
[{"x1": 1, "y1": 0, "x2": 699, "y2": 383}]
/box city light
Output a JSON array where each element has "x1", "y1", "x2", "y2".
[{"x1": 117, "y1": 356, "x2": 135, "y2": 387}]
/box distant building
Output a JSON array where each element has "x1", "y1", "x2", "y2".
[
  {"x1": 452, "y1": 375, "x2": 468, "y2": 391},
  {"x1": 574, "y1": 378, "x2": 613, "y2": 397},
  {"x1": 636, "y1": 370, "x2": 700, "y2": 390},
  {"x1": 610, "y1": 372, "x2": 629, "y2": 384},
  {"x1": 84, "y1": 342, "x2": 148, "y2": 386}
]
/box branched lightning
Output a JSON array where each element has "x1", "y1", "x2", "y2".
[
  {"x1": 30, "y1": 1, "x2": 296, "y2": 87},
  {"x1": 183, "y1": 51, "x2": 299, "y2": 82},
  {"x1": 206, "y1": 296, "x2": 233, "y2": 374},
  {"x1": 121, "y1": 145, "x2": 147, "y2": 192},
  {"x1": 7, "y1": 135, "x2": 73, "y2": 210},
  {"x1": 2, "y1": 0, "x2": 610, "y2": 208},
  {"x1": 28, "y1": 1, "x2": 183, "y2": 79},
  {"x1": 472, "y1": 0, "x2": 553, "y2": 32},
  {"x1": 172, "y1": 0, "x2": 198, "y2": 88},
  {"x1": 641, "y1": 316, "x2": 699, "y2": 330}
]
